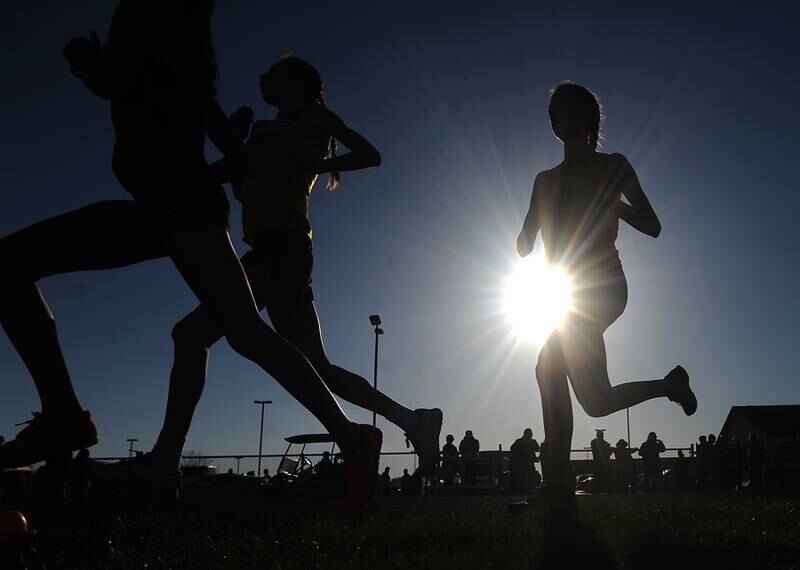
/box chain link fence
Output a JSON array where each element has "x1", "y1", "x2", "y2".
[{"x1": 93, "y1": 452, "x2": 420, "y2": 480}]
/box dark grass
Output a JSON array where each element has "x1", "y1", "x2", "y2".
[{"x1": 1, "y1": 493, "x2": 799, "y2": 569}]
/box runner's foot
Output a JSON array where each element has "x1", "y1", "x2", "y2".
[
  {"x1": 88, "y1": 452, "x2": 181, "y2": 501},
  {"x1": 404, "y1": 408, "x2": 443, "y2": 477},
  {"x1": 508, "y1": 484, "x2": 577, "y2": 520},
  {"x1": 342, "y1": 424, "x2": 382, "y2": 512},
  {"x1": 665, "y1": 365, "x2": 697, "y2": 416},
  {"x1": 0, "y1": 411, "x2": 97, "y2": 469}
]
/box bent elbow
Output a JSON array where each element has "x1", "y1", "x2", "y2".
[{"x1": 370, "y1": 149, "x2": 382, "y2": 168}]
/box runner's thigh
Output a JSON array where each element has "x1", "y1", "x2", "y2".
[{"x1": 0, "y1": 200, "x2": 167, "y2": 280}]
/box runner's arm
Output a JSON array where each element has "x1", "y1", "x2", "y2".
[
  {"x1": 297, "y1": 108, "x2": 382, "y2": 173},
  {"x1": 517, "y1": 174, "x2": 542, "y2": 257},
  {"x1": 63, "y1": 0, "x2": 148, "y2": 99},
  {"x1": 614, "y1": 154, "x2": 661, "y2": 238}
]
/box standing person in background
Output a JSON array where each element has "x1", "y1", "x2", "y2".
[
  {"x1": 380, "y1": 467, "x2": 392, "y2": 496},
  {"x1": 510, "y1": 428, "x2": 540, "y2": 493},
  {"x1": 707, "y1": 433, "x2": 720, "y2": 490},
  {"x1": 441, "y1": 434, "x2": 459, "y2": 486},
  {"x1": 696, "y1": 435, "x2": 709, "y2": 490},
  {"x1": 638, "y1": 432, "x2": 666, "y2": 492},
  {"x1": 612, "y1": 439, "x2": 637, "y2": 493},
  {"x1": 590, "y1": 429, "x2": 612, "y2": 493},
  {"x1": 459, "y1": 430, "x2": 480, "y2": 485}
]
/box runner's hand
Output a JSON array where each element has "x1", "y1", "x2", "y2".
[
  {"x1": 64, "y1": 31, "x2": 101, "y2": 77},
  {"x1": 229, "y1": 105, "x2": 254, "y2": 141}
]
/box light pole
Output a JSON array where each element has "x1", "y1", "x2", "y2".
[
  {"x1": 369, "y1": 314, "x2": 384, "y2": 428},
  {"x1": 126, "y1": 438, "x2": 138, "y2": 459},
  {"x1": 626, "y1": 408, "x2": 631, "y2": 446},
  {"x1": 254, "y1": 400, "x2": 273, "y2": 478}
]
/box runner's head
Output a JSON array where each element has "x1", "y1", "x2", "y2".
[
  {"x1": 259, "y1": 55, "x2": 340, "y2": 189},
  {"x1": 548, "y1": 81, "x2": 602, "y2": 150}
]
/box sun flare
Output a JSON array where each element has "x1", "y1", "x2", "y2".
[{"x1": 503, "y1": 254, "x2": 573, "y2": 344}]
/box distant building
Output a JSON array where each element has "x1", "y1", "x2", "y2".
[
  {"x1": 719, "y1": 405, "x2": 800, "y2": 486},
  {"x1": 719, "y1": 405, "x2": 800, "y2": 443}
]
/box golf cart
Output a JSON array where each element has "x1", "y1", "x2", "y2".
[{"x1": 268, "y1": 433, "x2": 345, "y2": 498}]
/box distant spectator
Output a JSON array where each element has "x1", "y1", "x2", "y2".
[
  {"x1": 747, "y1": 434, "x2": 765, "y2": 490},
  {"x1": 227, "y1": 468, "x2": 235, "y2": 475},
  {"x1": 612, "y1": 439, "x2": 637, "y2": 493},
  {"x1": 510, "y1": 428, "x2": 540, "y2": 493},
  {"x1": 401, "y1": 469, "x2": 413, "y2": 496},
  {"x1": 380, "y1": 467, "x2": 392, "y2": 496},
  {"x1": 315, "y1": 451, "x2": 334, "y2": 477},
  {"x1": 245, "y1": 470, "x2": 256, "y2": 477},
  {"x1": 262, "y1": 469, "x2": 271, "y2": 481},
  {"x1": 674, "y1": 449, "x2": 689, "y2": 491},
  {"x1": 706, "y1": 434, "x2": 720, "y2": 490},
  {"x1": 459, "y1": 430, "x2": 480, "y2": 457},
  {"x1": 638, "y1": 432, "x2": 666, "y2": 492},
  {"x1": 459, "y1": 431, "x2": 480, "y2": 485},
  {"x1": 441, "y1": 434, "x2": 459, "y2": 486},
  {"x1": 590, "y1": 429, "x2": 612, "y2": 493},
  {"x1": 696, "y1": 435, "x2": 709, "y2": 490}
]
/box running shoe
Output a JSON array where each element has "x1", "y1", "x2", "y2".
[
  {"x1": 665, "y1": 365, "x2": 697, "y2": 416},
  {"x1": 404, "y1": 408, "x2": 443, "y2": 477},
  {"x1": 88, "y1": 453, "x2": 181, "y2": 501},
  {"x1": 508, "y1": 484, "x2": 577, "y2": 520},
  {"x1": 343, "y1": 424, "x2": 382, "y2": 512},
  {"x1": 0, "y1": 411, "x2": 98, "y2": 469}
]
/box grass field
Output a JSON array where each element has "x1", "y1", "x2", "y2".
[{"x1": 1, "y1": 492, "x2": 799, "y2": 569}]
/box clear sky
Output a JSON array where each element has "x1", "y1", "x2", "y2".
[{"x1": 1, "y1": 1, "x2": 798, "y2": 458}]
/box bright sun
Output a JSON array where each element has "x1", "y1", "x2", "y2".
[{"x1": 503, "y1": 253, "x2": 574, "y2": 344}]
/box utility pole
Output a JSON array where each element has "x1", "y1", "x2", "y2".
[
  {"x1": 369, "y1": 314, "x2": 384, "y2": 427},
  {"x1": 254, "y1": 400, "x2": 273, "y2": 477}
]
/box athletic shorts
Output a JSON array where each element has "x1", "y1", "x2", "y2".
[
  {"x1": 241, "y1": 229, "x2": 314, "y2": 310},
  {"x1": 116, "y1": 163, "x2": 230, "y2": 236},
  {"x1": 570, "y1": 268, "x2": 628, "y2": 332}
]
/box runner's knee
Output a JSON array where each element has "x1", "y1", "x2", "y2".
[
  {"x1": 223, "y1": 317, "x2": 279, "y2": 362},
  {"x1": 574, "y1": 389, "x2": 614, "y2": 418}
]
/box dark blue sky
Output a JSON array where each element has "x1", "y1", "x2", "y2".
[{"x1": 1, "y1": 1, "x2": 798, "y2": 457}]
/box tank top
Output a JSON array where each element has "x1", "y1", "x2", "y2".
[
  {"x1": 537, "y1": 153, "x2": 626, "y2": 278},
  {"x1": 240, "y1": 118, "x2": 327, "y2": 244}
]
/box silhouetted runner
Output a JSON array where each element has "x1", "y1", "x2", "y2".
[
  {"x1": 515, "y1": 82, "x2": 697, "y2": 516},
  {"x1": 0, "y1": 0, "x2": 379, "y2": 510},
  {"x1": 91, "y1": 55, "x2": 442, "y2": 497}
]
